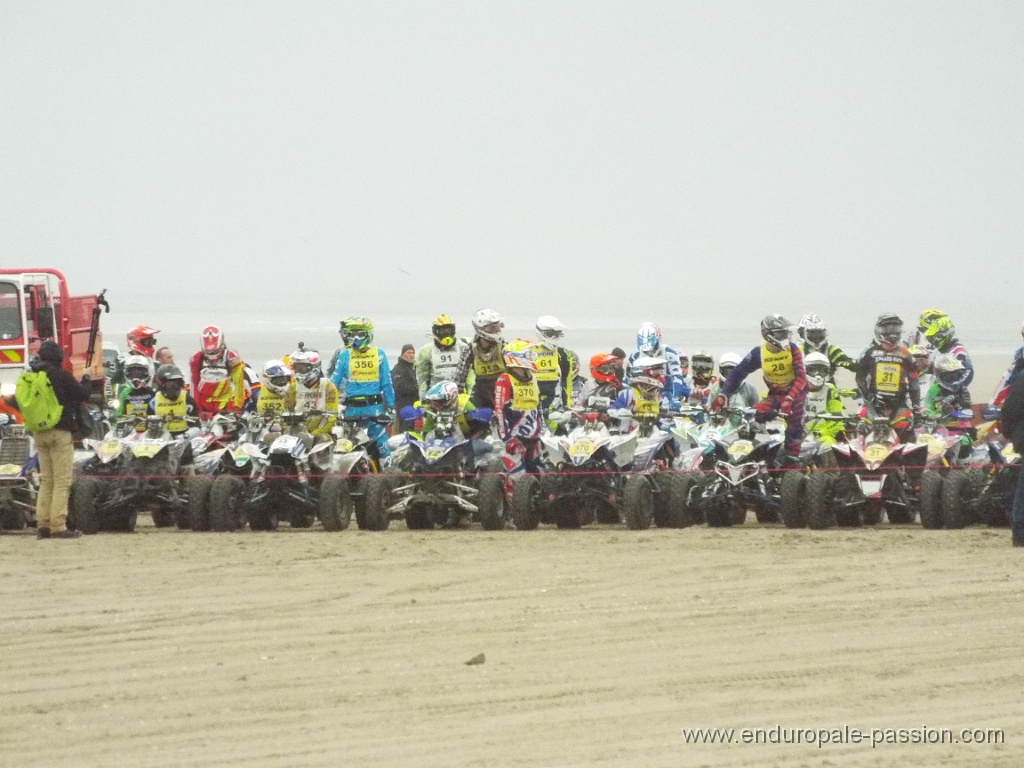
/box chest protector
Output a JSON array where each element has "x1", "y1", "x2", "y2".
[
  {"x1": 294, "y1": 379, "x2": 329, "y2": 412},
  {"x1": 761, "y1": 342, "x2": 794, "y2": 388},
  {"x1": 430, "y1": 345, "x2": 461, "y2": 385},
  {"x1": 348, "y1": 349, "x2": 380, "y2": 384},
  {"x1": 474, "y1": 345, "x2": 504, "y2": 377},
  {"x1": 153, "y1": 392, "x2": 188, "y2": 434},
  {"x1": 510, "y1": 377, "x2": 540, "y2": 411},
  {"x1": 533, "y1": 347, "x2": 560, "y2": 383}
]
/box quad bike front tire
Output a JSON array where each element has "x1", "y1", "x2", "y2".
[
  {"x1": 187, "y1": 475, "x2": 214, "y2": 531},
  {"x1": 622, "y1": 475, "x2": 653, "y2": 531},
  {"x1": 476, "y1": 474, "x2": 506, "y2": 531},
  {"x1": 918, "y1": 471, "x2": 945, "y2": 530},
  {"x1": 319, "y1": 475, "x2": 353, "y2": 532},
  {"x1": 806, "y1": 471, "x2": 837, "y2": 530},
  {"x1": 780, "y1": 471, "x2": 808, "y2": 529},
  {"x1": 68, "y1": 478, "x2": 101, "y2": 535},
  {"x1": 509, "y1": 474, "x2": 540, "y2": 530}
]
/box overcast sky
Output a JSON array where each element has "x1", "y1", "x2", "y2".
[{"x1": 2, "y1": 1, "x2": 1022, "y2": 330}]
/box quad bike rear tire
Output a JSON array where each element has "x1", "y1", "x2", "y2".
[
  {"x1": 779, "y1": 472, "x2": 808, "y2": 529},
  {"x1": 622, "y1": 475, "x2": 653, "y2": 531},
  {"x1": 210, "y1": 476, "x2": 249, "y2": 531},
  {"x1": 186, "y1": 475, "x2": 214, "y2": 531},
  {"x1": 319, "y1": 475, "x2": 353, "y2": 532},
  {"x1": 918, "y1": 471, "x2": 944, "y2": 530},
  {"x1": 509, "y1": 474, "x2": 540, "y2": 531},
  {"x1": 476, "y1": 474, "x2": 506, "y2": 531},
  {"x1": 806, "y1": 471, "x2": 837, "y2": 530}
]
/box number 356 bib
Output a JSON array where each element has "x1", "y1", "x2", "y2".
[{"x1": 349, "y1": 350, "x2": 380, "y2": 383}]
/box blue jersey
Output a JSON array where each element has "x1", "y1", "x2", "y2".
[{"x1": 330, "y1": 347, "x2": 395, "y2": 409}]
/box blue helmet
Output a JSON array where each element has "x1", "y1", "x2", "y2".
[{"x1": 636, "y1": 322, "x2": 662, "y2": 355}]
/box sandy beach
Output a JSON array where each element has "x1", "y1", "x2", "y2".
[{"x1": 2, "y1": 519, "x2": 1020, "y2": 767}]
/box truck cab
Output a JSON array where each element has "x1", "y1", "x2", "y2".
[{"x1": 0, "y1": 269, "x2": 107, "y2": 402}]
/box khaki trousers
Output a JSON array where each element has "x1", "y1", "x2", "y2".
[{"x1": 34, "y1": 429, "x2": 75, "y2": 532}]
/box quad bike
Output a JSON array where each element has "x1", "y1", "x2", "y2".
[
  {"x1": 229, "y1": 411, "x2": 335, "y2": 531},
  {"x1": 69, "y1": 414, "x2": 202, "y2": 533},
  {"x1": 806, "y1": 416, "x2": 929, "y2": 529},
  {"x1": 513, "y1": 409, "x2": 645, "y2": 530},
  {"x1": 933, "y1": 419, "x2": 1014, "y2": 529},
  {"x1": 686, "y1": 407, "x2": 790, "y2": 528},
  {"x1": 387, "y1": 407, "x2": 505, "y2": 530},
  {"x1": 327, "y1": 414, "x2": 396, "y2": 531},
  {"x1": 914, "y1": 413, "x2": 987, "y2": 529},
  {"x1": 0, "y1": 414, "x2": 38, "y2": 530}
]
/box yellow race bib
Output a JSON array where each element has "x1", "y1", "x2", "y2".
[
  {"x1": 875, "y1": 361, "x2": 901, "y2": 394},
  {"x1": 510, "y1": 379, "x2": 540, "y2": 411},
  {"x1": 349, "y1": 350, "x2": 380, "y2": 384},
  {"x1": 633, "y1": 392, "x2": 659, "y2": 416},
  {"x1": 474, "y1": 357, "x2": 504, "y2": 376},
  {"x1": 761, "y1": 343, "x2": 794, "y2": 387},
  {"x1": 533, "y1": 349, "x2": 559, "y2": 382}
]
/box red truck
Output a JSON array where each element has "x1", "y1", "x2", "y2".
[{"x1": 0, "y1": 268, "x2": 109, "y2": 403}]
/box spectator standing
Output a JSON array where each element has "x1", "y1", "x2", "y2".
[
  {"x1": 392, "y1": 344, "x2": 419, "y2": 433},
  {"x1": 26, "y1": 340, "x2": 88, "y2": 539},
  {"x1": 999, "y1": 371, "x2": 1024, "y2": 547}
]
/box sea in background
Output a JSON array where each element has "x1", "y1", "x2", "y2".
[{"x1": 104, "y1": 308, "x2": 1018, "y2": 401}]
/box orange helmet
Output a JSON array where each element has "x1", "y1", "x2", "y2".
[
  {"x1": 589, "y1": 353, "x2": 622, "y2": 386},
  {"x1": 126, "y1": 325, "x2": 159, "y2": 357}
]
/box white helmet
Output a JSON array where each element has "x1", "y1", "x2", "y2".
[
  {"x1": 536, "y1": 315, "x2": 565, "y2": 343},
  {"x1": 124, "y1": 354, "x2": 155, "y2": 389},
  {"x1": 262, "y1": 359, "x2": 292, "y2": 396},
  {"x1": 472, "y1": 309, "x2": 504, "y2": 343},
  {"x1": 718, "y1": 352, "x2": 742, "y2": 381},
  {"x1": 798, "y1": 313, "x2": 828, "y2": 352},
  {"x1": 804, "y1": 351, "x2": 831, "y2": 392}
]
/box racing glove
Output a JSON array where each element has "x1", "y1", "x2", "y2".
[
  {"x1": 779, "y1": 399, "x2": 793, "y2": 418},
  {"x1": 754, "y1": 400, "x2": 775, "y2": 415},
  {"x1": 710, "y1": 395, "x2": 727, "y2": 414}
]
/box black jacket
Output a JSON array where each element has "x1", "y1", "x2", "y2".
[
  {"x1": 1001, "y1": 371, "x2": 1024, "y2": 455},
  {"x1": 29, "y1": 360, "x2": 89, "y2": 432},
  {"x1": 390, "y1": 358, "x2": 418, "y2": 411}
]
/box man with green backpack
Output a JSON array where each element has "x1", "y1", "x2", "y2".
[{"x1": 15, "y1": 340, "x2": 90, "y2": 539}]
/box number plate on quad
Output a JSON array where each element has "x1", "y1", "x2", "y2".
[
  {"x1": 570, "y1": 439, "x2": 596, "y2": 457},
  {"x1": 0, "y1": 463, "x2": 20, "y2": 476},
  {"x1": 863, "y1": 443, "x2": 890, "y2": 463},
  {"x1": 727, "y1": 440, "x2": 753, "y2": 459}
]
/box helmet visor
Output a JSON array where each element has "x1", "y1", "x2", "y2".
[
  {"x1": 878, "y1": 323, "x2": 902, "y2": 344},
  {"x1": 804, "y1": 329, "x2": 826, "y2": 346}
]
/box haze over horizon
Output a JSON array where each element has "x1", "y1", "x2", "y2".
[{"x1": 2, "y1": 2, "x2": 1022, "y2": 329}]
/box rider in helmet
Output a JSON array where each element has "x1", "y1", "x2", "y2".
[
  {"x1": 329, "y1": 316, "x2": 395, "y2": 462},
  {"x1": 111, "y1": 325, "x2": 160, "y2": 390},
  {"x1": 115, "y1": 354, "x2": 157, "y2": 430},
  {"x1": 913, "y1": 309, "x2": 948, "y2": 348},
  {"x1": 611, "y1": 356, "x2": 669, "y2": 433},
  {"x1": 417, "y1": 379, "x2": 493, "y2": 441},
  {"x1": 714, "y1": 352, "x2": 759, "y2": 411},
  {"x1": 532, "y1": 315, "x2": 580, "y2": 415},
  {"x1": 290, "y1": 343, "x2": 339, "y2": 438},
  {"x1": 921, "y1": 315, "x2": 974, "y2": 390},
  {"x1": 454, "y1": 308, "x2": 506, "y2": 410},
  {"x1": 686, "y1": 350, "x2": 717, "y2": 407},
  {"x1": 797, "y1": 313, "x2": 854, "y2": 376},
  {"x1": 148, "y1": 364, "x2": 198, "y2": 436},
  {"x1": 581, "y1": 352, "x2": 624, "y2": 411},
  {"x1": 326, "y1": 319, "x2": 352, "y2": 379},
  {"x1": 189, "y1": 325, "x2": 248, "y2": 418},
  {"x1": 628, "y1": 322, "x2": 690, "y2": 402},
  {"x1": 854, "y1": 313, "x2": 921, "y2": 439},
  {"x1": 802, "y1": 351, "x2": 847, "y2": 443},
  {"x1": 923, "y1": 352, "x2": 973, "y2": 426},
  {"x1": 493, "y1": 340, "x2": 544, "y2": 472},
  {"x1": 711, "y1": 314, "x2": 808, "y2": 460},
  {"x1": 416, "y1": 313, "x2": 472, "y2": 399},
  {"x1": 257, "y1": 359, "x2": 293, "y2": 416}
]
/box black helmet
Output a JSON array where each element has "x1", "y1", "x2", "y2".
[
  {"x1": 874, "y1": 313, "x2": 903, "y2": 346},
  {"x1": 155, "y1": 364, "x2": 185, "y2": 394},
  {"x1": 760, "y1": 314, "x2": 792, "y2": 348}
]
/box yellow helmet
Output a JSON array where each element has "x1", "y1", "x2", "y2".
[
  {"x1": 502, "y1": 339, "x2": 537, "y2": 371},
  {"x1": 432, "y1": 313, "x2": 456, "y2": 349}
]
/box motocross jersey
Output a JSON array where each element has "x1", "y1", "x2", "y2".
[
  {"x1": 190, "y1": 350, "x2": 247, "y2": 417},
  {"x1": 923, "y1": 380, "x2": 972, "y2": 419},
  {"x1": 422, "y1": 393, "x2": 490, "y2": 440},
  {"x1": 627, "y1": 345, "x2": 690, "y2": 401},
  {"x1": 581, "y1": 380, "x2": 621, "y2": 412},
  {"x1": 293, "y1": 378, "x2": 339, "y2": 436},
  {"x1": 415, "y1": 339, "x2": 471, "y2": 399},
  {"x1": 456, "y1": 340, "x2": 504, "y2": 410},
  {"x1": 720, "y1": 342, "x2": 807, "y2": 403},
  {"x1": 803, "y1": 384, "x2": 846, "y2": 443},
  {"x1": 854, "y1": 343, "x2": 920, "y2": 410},
  {"x1": 611, "y1": 386, "x2": 661, "y2": 420},
  {"x1": 330, "y1": 347, "x2": 395, "y2": 409},
  {"x1": 116, "y1": 385, "x2": 156, "y2": 430},
  {"x1": 493, "y1": 372, "x2": 542, "y2": 441},
  {"x1": 933, "y1": 340, "x2": 975, "y2": 391},
  {"x1": 802, "y1": 343, "x2": 854, "y2": 375},
  {"x1": 989, "y1": 348, "x2": 1024, "y2": 409},
  {"x1": 148, "y1": 391, "x2": 198, "y2": 435}
]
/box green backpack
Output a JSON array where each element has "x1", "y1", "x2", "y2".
[{"x1": 15, "y1": 370, "x2": 63, "y2": 432}]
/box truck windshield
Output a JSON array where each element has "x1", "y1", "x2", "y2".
[{"x1": 0, "y1": 282, "x2": 22, "y2": 341}]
